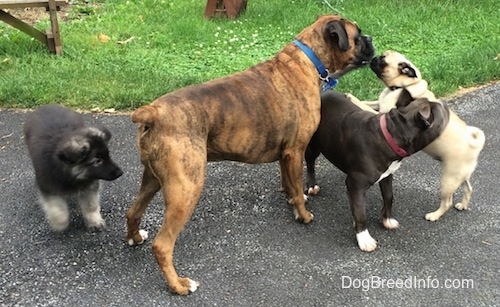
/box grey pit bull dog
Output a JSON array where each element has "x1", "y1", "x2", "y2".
[{"x1": 305, "y1": 89, "x2": 449, "y2": 252}]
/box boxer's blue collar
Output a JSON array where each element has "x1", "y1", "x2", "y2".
[
  {"x1": 380, "y1": 114, "x2": 410, "y2": 158},
  {"x1": 293, "y1": 39, "x2": 338, "y2": 91}
]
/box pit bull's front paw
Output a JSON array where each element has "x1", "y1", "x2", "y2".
[
  {"x1": 127, "y1": 229, "x2": 149, "y2": 246},
  {"x1": 383, "y1": 218, "x2": 400, "y2": 230},
  {"x1": 356, "y1": 230, "x2": 377, "y2": 252},
  {"x1": 454, "y1": 202, "x2": 469, "y2": 211},
  {"x1": 307, "y1": 185, "x2": 320, "y2": 195},
  {"x1": 425, "y1": 211, "x2": 442, "y2": 222}
]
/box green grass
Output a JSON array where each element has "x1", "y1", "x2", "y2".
[{"x1": 0, "y1": 0, "x2": 498, "y2": 110}]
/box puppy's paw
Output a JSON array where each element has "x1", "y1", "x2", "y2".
[
  {"x1": 356, "y1": 230, "x2": 377, "y2": 252},
  {"x1": 87, "y1": 218, "x2": 106, "y2": 232},
  {"x1": 46, "y1": 212, "x2": 70, "y2": 232},
  {"x1": 128, "y1": 229, "x2": 149, "y2": 246},
  {"x1": 383, "y1": 218, "x2": 400, "y2": 230},
  {"x1": 85, "y1": 216, "x2": 106, "y2": 232},
  {"x1": 454, "y1": 202, "x2": 469, "y2": 211},
  {"x1": 425, "y1": 211, "x2": 442, "y2": 222},
  {"x1": 307, "y1": 185, "x2": 320, "y2": 195}
]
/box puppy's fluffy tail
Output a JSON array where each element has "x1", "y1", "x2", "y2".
[
  {"x1": 467, "y1": 126, "x2": 485, "y2": 150},
  {"x1": 131, "y1": 105, "x2": 158, "y2": 126}
]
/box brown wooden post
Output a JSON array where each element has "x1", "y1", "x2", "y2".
[
  {"x1": 204, "y1": 0, "x2": 247, "y2": 19},
  {"x1": 47, "y1": 0, "x2": 62, "y2": 55}
]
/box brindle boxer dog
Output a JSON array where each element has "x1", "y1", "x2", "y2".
[{"x1": 126, "y1": 14, "x2": 374, "y2": 295}]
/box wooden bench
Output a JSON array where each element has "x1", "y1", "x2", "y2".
[{"x1": 0, "y1": 0, "x2": 68, "y2": 55}]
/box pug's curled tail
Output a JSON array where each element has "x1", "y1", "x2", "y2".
[
  {"x1": 467, "y1": 126, "x2": 485, "y2": 150},
  {"x1": 131, "y1": 105, "x2": 158, "y2": 127}
]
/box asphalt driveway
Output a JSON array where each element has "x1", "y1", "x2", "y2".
[{"x1": 0, "y1": 83, "x2": 498, "y2": 306}]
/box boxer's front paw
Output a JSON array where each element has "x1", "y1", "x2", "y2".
[
  {"x1": 383, "y1": 218, "x2": 400, "y2": 230},
  {"x1": 127, "y1": 229, "x2": 149, "y2": 246},
  {"x1": 293, "y1": 208, "x2": 314, "y2": 224},
  {"x1": 356, "y1": 230, "x2": 377, "y2": 252},
  {"x1": 170, "y1": 277, "x2": 200, "y2": 296}
]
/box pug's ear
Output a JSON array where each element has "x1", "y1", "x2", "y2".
[
  {"x1": 57, "y1": 136, "x2": 90, "y2": 164},
  {"x1": 398, "y1": 62, "x2": 418, "y2": 78},
  {"x1": 326, "y1": 20, "x2": 349, "y2": 51},
  {"x1": 396, "y1": 88, "x2": 414, "y2": 107}
]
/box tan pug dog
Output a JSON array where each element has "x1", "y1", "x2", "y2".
[
  {"x1": 126, "y1": 14, "x2": 375, "y2": 295},
  {"x1": 347, "y1": 50, "x2": 485, "y2": 222}
]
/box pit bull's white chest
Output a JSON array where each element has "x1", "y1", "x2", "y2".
[{"x1": 375, "y1": 161, "x2": 402, "y2": 184}]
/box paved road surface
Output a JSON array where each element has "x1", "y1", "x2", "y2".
[{"x1": 1, "y1": 83, "x2": 498, "y2": 306}]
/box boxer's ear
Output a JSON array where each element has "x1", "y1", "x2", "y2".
[
  {"x1": 396, "y1": 88, "x2": 414, "y2": 107},
  {"x1": 326, "y1": 20, "x2": 349, "y2": 51}
]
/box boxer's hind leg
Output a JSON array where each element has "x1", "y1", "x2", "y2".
[
  {"x1": 151, "y1": 141, "x2": 206, "y2": 295},
  {"x1": 126, "y1": 164, "x2": 161, "y2": 245}
]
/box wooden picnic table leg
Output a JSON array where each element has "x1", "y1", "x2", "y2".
[
  {"x1": 0, "y1": 9, "x2": 48, "y2": 45},
  {"x1": 47, "y1": 0, "x2": 62, "y2": 55}
]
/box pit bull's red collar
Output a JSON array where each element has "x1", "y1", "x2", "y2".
[{"x1": 380, "y1": 114, "x2": 410, "y2": 157}]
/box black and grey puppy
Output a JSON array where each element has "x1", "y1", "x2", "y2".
[
  {"x1": 24, "y1": 104, "x2": 123, "y2": 232},
  {"x1": 305, "y1": 89, "x2": 448, "y2": 252}
]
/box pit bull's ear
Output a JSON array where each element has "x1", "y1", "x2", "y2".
[
  {"x1": 396, "y1": 88, "x2": 414, "y2": 107},
  {"x1": 326, "y1": 20, "x2": 349, "y2": 51},
  {"x1": 418, "y1": 104, "x2": 432, "y2": 128},
  {"x1": 398, "y1": 62, "x2": 418, "y2": 78}
]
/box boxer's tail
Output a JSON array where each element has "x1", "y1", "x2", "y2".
[{"x1": 131, "y1": 105, "x2": 158, "y2": 126}]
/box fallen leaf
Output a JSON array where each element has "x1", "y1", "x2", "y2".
[
  {"x1": 104, "y1": 108, "x2": 116, "y2": 113},
  {"x1": 2, "y1": 58, "x2": 9, "y2": 63},
  {"x1": 98, "y1": 33, "x2": 110, "y2": 43},
  {"x1": 117, "y1": 36, "x2": 135, "y2": 45},
  {"x1": 91, "y1": 107, "x2": 101, "y2": 113}
]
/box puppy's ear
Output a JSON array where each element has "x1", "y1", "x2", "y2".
[
  {"x1": 57, "y1": 137, "x2": 90, "y2": 164},
  {"x1": 398, "y1": 62, "x2": 418, "y2": 78},
  {"x1": 418, "y1": 104, "x2": 432, "y2": 128},
  {"x1": 396, "y1": 88, "x2": 414, "y2": 107},
  {"x1": 326, "y1": 20, "x2": 349, "y2": 51},
  {"x1": 84, "y1": 126, "x2": 112, "y2": 143}
]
